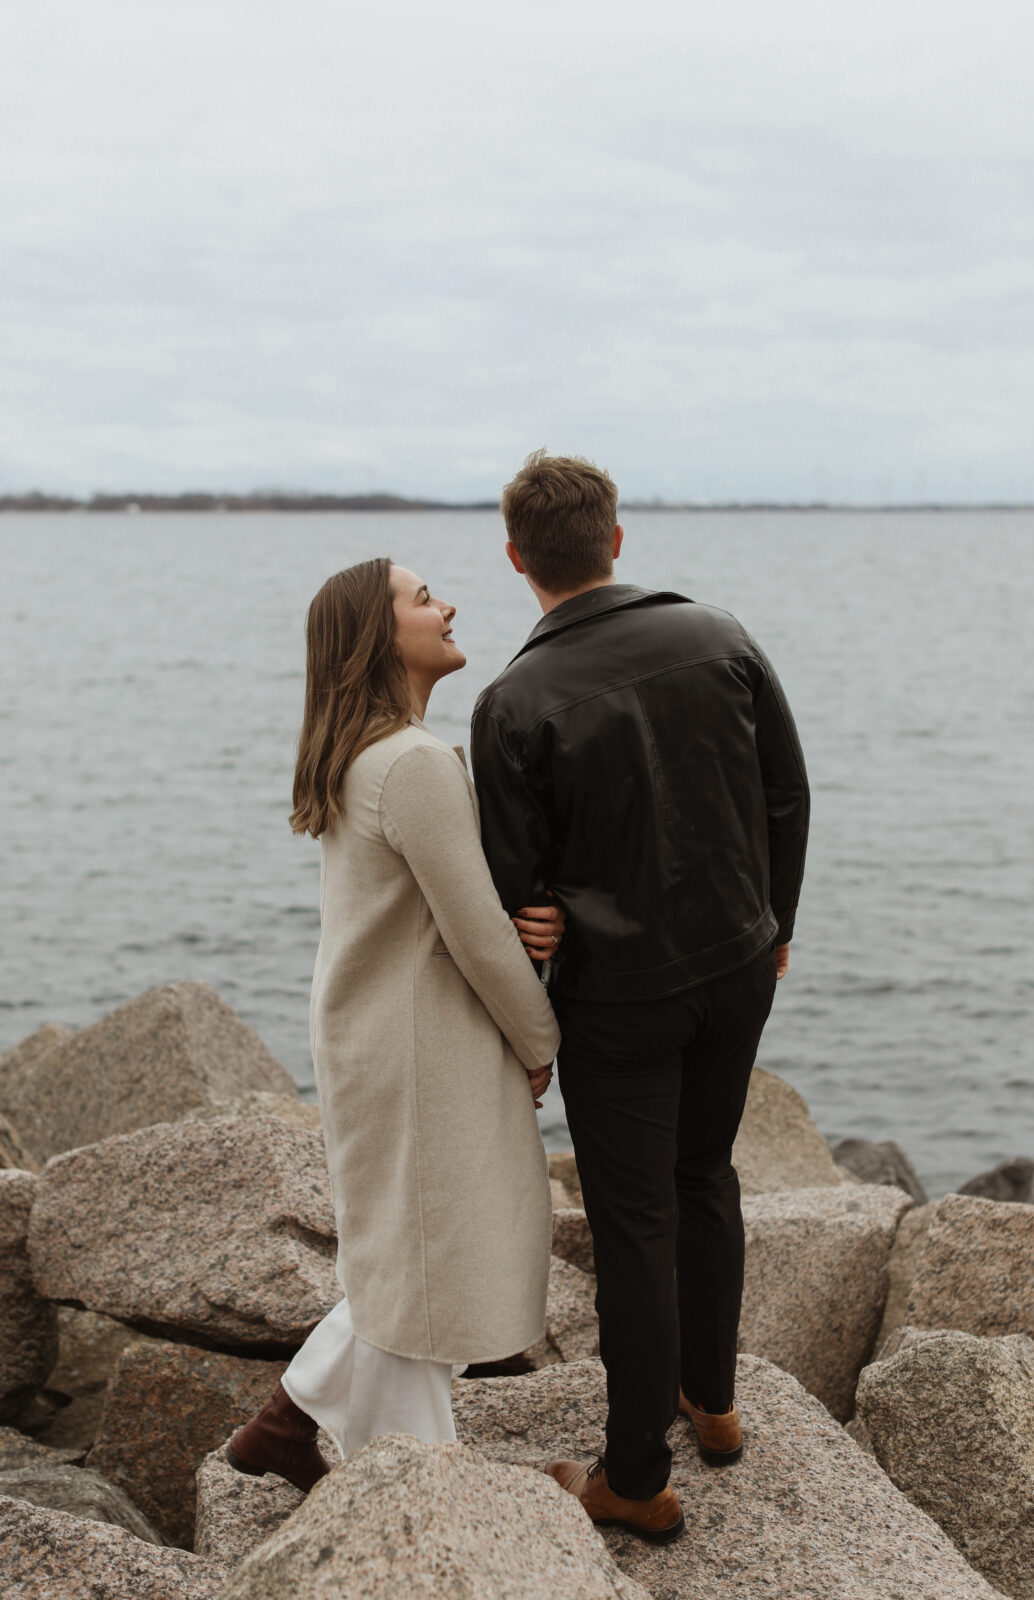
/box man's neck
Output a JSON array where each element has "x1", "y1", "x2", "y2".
[{"x1": 531, "y1": 574, "x2": 617, "y2": 616}]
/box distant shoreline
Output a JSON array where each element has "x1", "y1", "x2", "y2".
[{"x1": 2, "y1": 492, "x2": 1032, "y2": 514}]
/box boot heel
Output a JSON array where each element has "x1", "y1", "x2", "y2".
[{"x1": 225, "y1": 1443, "x2": 265, "y2": 1478}]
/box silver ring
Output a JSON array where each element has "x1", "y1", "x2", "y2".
[{"x1": 551, "y1": 935, "x2": 559, "y2": 946}]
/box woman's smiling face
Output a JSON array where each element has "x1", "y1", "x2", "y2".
[{"x1": 390, "y1": 565, "x2": 467, "y2": 707}]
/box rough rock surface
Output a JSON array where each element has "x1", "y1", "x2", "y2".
[
  {"x1": 739, "y1": 1183, "x2": 912, "y2": 1420},
  {"x1": 543, "y1": 1255, "x2": 599, "y2": 1363},
  {"x1": 0, "y1": 1495, "x2": 226, "y2": 1598},
  {"x1": 217, "y1": 1433, "x2": 652, "y2": 1600},
  {"x1": 0, "y1": 1024, "x2": 75, "y2": 1146},
  {"x1": 19, "y1": 1306, "x2": 157, "y2": 1454},
  {"x1": 0, "y1": 1110, "x2": 38, "y2": 1172},
  {"x1": 0, "y1": 1169, "x2": 58, "y2": 1421},
  {"x1": 857, "y1": 1327, "x2": 1034, "y2": 1599},
  {"x1": 832, "y1": 1137, "x2": 929, "y2": 1203},
  {"x1": 548, "y1": 1150, "x2": 584, "y2": 1208},
  {"x1": 0, "y1": 1460, "x2": 163, "y2": 1543},
  {"x1": 733, "y1": 1066, "x2": 847, "y2": 1194},
  {"x1": 29, "y1": 1114, "x2": 338, "y2": 1350},
  {"x1": 873, "y1": 1201, "x2": 936, "y2": 1351},
  {"x1": 0, "y1": 1425, "x2": 81, "y2": 1470},
  {"x1": 0, "y1": 985, "x2": 295, "y2": 1161},
  {"x1": 958, "y1": 1157, "x2": 1034, "y2": 1204},
  {"x1": 907, "y1": 1193, "x2": 1034, "y2": 1337},
  {"x1": 193, "y1": 1430, "x2": 340, "y2": 1567},
  {"x1": 451, "y1": 1356, "x2": 1004, "y2": 1600},
  {"x1": 179, "y1": 1092, "x2": 322, "y2": 1132},
  {"x1": 86, "y1": 1338, "x2": 288, "y2": 1549},
  {"x1": 551, "y1": 1207, "x2": 595, "y2": 1275}
]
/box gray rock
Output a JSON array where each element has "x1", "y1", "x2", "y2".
[
  {"x1": 216, "y1": 1432, "x2": 653, "y2": 1600},
  {"x1": 29, "y1": 1114, "x2": 338, "y2": 1351},
  {"x1": 551, "y1": 1206, "x2": 595, "y2": 1275},
  {"x1": 832, "y1": 1137, "x2": 929, "y2": 1203},
  {"x1": 548, "y1": 1150, "x2": 584, "y2": 1208},
  {"x1": 0, "y1": 1494, "x2": 227, "y2": 1598},
  {"x1": 0, "y1": 1461, "x2": 163, "y2": 1543},
  {"x1": 20, "y1": 1306, "x2": 157, "y2": 1454},
  {"x1": 0, "y1": 1110, "x2": 39, "y2": 1172},
  {"x1": 0, "y1": 1169, "x2": 58, "y2": 1421},
  {"x1": 193, "y1": 1431, "x2": 338, "y2": 1568},
  {"x1": 734, "y1": 1066, "x2": 848, "y2": 1194},
  {"x1": 873, "y1": 1200, "x2": 937, "y2": 1352},
  {"x1": 739, "y1": 1183, "x2": 913, "y2": 1420},
  {"x1": 544, "y1": 1255, "x2": 599, "y2": 1363},
  {"x1": 196, "y1": 1450, "x2": 303, "y2": 1569},
  {"x1": 0, "y1": 1425, "x2": 82, "y2": 1470},
  {"x1": 179, "y1": 1092, "x2": 322, "y2": 1133},
  {"x1": 958, "y1": 1157, "x2": 1034, "y2": 1204},
  {"x1": 857, "y1": 1328, "x2": 1034, "y2": 1599},
  {"x1": 86, "y1": 1338, "x2": 291, "y2": 1549},
  {"x1": 0, "y1": 985, "x2": 296, "y2": 1162},
  {"x1": 452, "y1": 1356, "x2": 1005, "y2": 1600},
  {"x1": 907, "y1": 1193, "x2": 1034, "y2": 1338}
]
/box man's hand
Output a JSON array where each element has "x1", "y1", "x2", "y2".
[
  {"x1": 526, "y1": 1064, "x2": 554, "y2": 1107},
  {"x1": 513, "y1": 898, "x2": 566, "y2": 960},
  {"x1": 775, "y1": 943, "x2": 791, "y2": 979}
]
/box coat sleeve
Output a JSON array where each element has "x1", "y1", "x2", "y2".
[
  {"x1": 378, "y1": 743, "x2": 560, "y2": 1072},
  {"x1": 747, "y1": 639, "x2": 810, "y2": 944},
  {"x1": 469, "y1": 704, "x2": 554, "y2": 918}
]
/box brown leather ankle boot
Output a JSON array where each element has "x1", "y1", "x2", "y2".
[
  {"x1": 546, "y1": 1457, "x2": 685, "y2": 1543},
  {"x1": 678, "y1": 1388, "x2": 743, "y2": 1466},
  {"x1": 226, "y1": 1383, "x2": 331, "y2": 1493}
]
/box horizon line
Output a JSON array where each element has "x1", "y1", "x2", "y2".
[{"x1": 2, "y1": 490, "x2": 1033, "y2": 514}]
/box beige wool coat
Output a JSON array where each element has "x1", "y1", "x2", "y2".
[{"x1": 309, "y1": 718, "x2": 561, "y2": 1364}]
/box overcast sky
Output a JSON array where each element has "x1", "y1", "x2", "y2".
[{"x1": 3, "y1": 0, "x2": 1032, "y2": 502}]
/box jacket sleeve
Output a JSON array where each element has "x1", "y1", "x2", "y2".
[
  {"x1": 379, "y1": 742, "x2": 560, "y2": 1071},
  {"x1": 748, "y1": 640, "x2": 810, "y2": 944},
  {"x1": 469, "y1": 703, "x2": 554, "y2": 918}
]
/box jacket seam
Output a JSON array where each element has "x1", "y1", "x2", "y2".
[
  {"x1": 487, "y1": 646, "x2": 765, "y2": 735},
  {"x1": 407, "y1": 897, "x2": 435, "y2": 1358},
  {"x1": 632, "y1": 680, "x2": 683, "y2": 880}
]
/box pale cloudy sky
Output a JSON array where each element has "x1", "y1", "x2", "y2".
[{"x1": 3, "y1": 0, "x2": 1032, "y2": 501}]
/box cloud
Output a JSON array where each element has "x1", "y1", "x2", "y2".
[{"x1": 2, "y1": 0, "x2": 1032, "y2": 499}]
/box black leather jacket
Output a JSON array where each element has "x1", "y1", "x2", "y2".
[{"x1": 470, "y1": 585, "x2": 809, "y2": 1003}]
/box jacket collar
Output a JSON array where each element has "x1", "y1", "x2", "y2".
[{"x1": 512, "y1": 584, "x2": 690, "y2": 661}]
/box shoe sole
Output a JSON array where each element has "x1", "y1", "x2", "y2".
[
  {"x1": 224, "y1": 1444, "x2": 266, "y2": 1478},
  {"x1": 593, "y1": 1508, "x2": 686, "y2": 1544},
  {"x1": 683, "y1": 1414, "x2": 744, "y2": 1468}
]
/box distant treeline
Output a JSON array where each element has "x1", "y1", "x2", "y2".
[
  {"x1": 0, "y1": 491, "x2": 497, "y2": 513},
  {"x1": 1, "y1": 491, "x2": 1029, "y2": 514}
]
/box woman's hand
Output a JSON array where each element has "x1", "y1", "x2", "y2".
[
  {"x1": 526, "y1": 1064, "x2": 554, "y2": 1108},
  {"x1": 513, "y1": 897, "x2": 566, "y2": 960}
]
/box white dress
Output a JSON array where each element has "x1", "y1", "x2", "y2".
[{"x1": 281, "y1": 1297, "x2": 462, "y2": 1458}]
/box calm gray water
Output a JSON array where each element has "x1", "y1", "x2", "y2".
[{"x1": 2, "y1": 511, "x2": 1032, "y2": 1196}]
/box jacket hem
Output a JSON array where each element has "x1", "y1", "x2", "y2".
[{"x1": 551, "y1": 908, "x2": 779, "y2": 1003}]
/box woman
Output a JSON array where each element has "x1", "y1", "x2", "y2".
[{"x1": 227, "y1": 558, "x2": 563, "y2": 1491}]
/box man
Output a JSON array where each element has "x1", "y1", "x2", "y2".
[{"x1": 471, "y1": 450, "x2": 809, "y2": 1544}]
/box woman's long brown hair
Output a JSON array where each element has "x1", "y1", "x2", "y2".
[{"x1": 290, "y1": 557, "x2": 412, "y2": 838}]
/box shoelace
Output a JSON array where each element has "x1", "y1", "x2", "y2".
[{"x1": 586, "y1": 1456, "x2": 606, "y2": 1481}]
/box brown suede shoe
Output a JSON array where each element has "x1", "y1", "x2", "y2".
[
  {"x1": 546, "y1": 1457, "x2": 685, "y2": 1544},
  {"x1": 226, "y1": 1383, "x2": 331, "y2": 1494},
  {"x1": 678, "y1": 1390, "x2": 743, "y2": 1466}
]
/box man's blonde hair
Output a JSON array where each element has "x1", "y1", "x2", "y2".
[{"x1": 501, "y1": 448, "x2": 618, "y2": 592}]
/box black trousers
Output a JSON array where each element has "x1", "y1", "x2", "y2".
[{"x1": 554, "y1": 945, "x2": 779, "y2": 1499}]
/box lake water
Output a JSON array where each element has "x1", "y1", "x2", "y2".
[{"x1": 2, "y1": 510, "x2": 1032, "y2": 1196}]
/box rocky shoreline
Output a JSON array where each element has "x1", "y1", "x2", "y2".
[{"x1": 1, "y1": 982, "x2": 1031, "y2": 1598}]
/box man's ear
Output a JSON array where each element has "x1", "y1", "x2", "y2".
[
  {"x1": 505, "y1": 540, "x2": 526, "y2": 575},
  {"x1": 613, "y1": 524, "x2": 624, "y2": 561}
]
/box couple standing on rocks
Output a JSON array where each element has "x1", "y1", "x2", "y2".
[{"x1": 227, "y1": 449, "x2": 811, "y2": 1545}]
